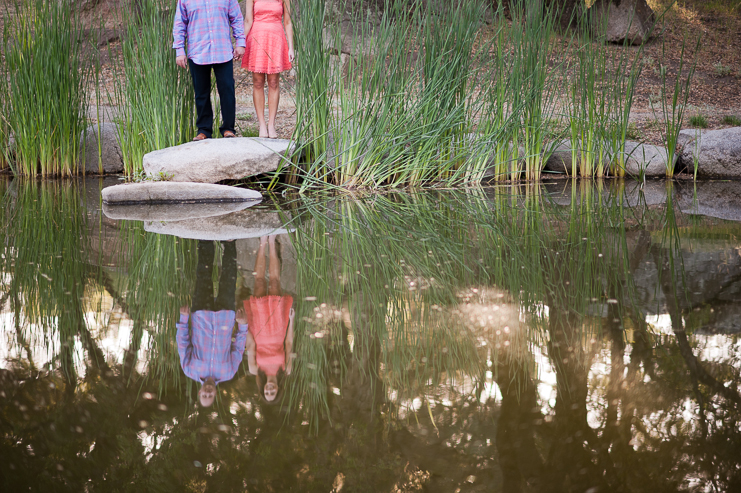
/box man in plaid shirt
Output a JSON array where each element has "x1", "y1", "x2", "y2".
[
  {"x1": 173, "y1": 0, "x2": 246, "y2": 140},
  {"x1": 177, "y1": 241, "x2": 247, "y2": 407}
]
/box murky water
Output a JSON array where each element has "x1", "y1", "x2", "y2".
[{"x1": 1, "y1": 177, "x2": 740, "y2": 492}]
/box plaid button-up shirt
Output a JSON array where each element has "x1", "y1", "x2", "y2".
[
  {"x1": 172, "y1": 0, "x2": 246, "y2": 65},
  {"x1": 177, "y1": 311, "x2": 248, "y2": 384}
]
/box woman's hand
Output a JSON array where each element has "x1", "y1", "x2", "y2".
[
  {"x1": 236, "y1": 308, "x2": 247, "y2": 325},
  {"x1": 288, "y1": 48, "x2": 295, "y2": 64}
]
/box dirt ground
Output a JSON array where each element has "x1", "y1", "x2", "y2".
[{"x1": 2, "y1": 0, "x2": 740, "y2": 144}]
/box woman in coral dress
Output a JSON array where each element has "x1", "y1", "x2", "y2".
[
  {"x1": 244, "y1": 235, "x2": 294, "y2": 404},
  {"x1": 242, "y1": 0, "x2": 294, "y2": 139}
]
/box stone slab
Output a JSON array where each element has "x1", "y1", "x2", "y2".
[
  {"x1": 101, "y1": 182, "x2": 262, "y2": 205},
  {"x1": 102, "y1": 201, "x2": 255, "y2": 221},
  {"x1": 142, "y1": 137, "x2": 292, "y2": 183},
  {"x1": 144, "y1": 209, "x2": 294, "y2": 241}
]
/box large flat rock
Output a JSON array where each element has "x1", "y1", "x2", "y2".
[
  {"x1": 102, "y1": 201, "x2": 256, "y2": 221},
  {"x1": 142, "y1": 137, "x2": 292, "y2": 183},
  {"x1": 144, "y1": 209, "x2": 293, "y2": 241},
  {"x1": 101, "y1": 182, "x2": 262, "y2": 205}
]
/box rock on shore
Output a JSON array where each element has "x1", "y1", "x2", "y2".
[{"x1": 142, "y1": 137, "x2": 292, "y2": 183}]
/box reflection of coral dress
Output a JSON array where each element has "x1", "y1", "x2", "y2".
[
  {"x1": 245, "y1": 295, "x2": 292, "y2": 375},
  {"x1": 242, "y1": 0, "x2": 291, "y2": 74}
]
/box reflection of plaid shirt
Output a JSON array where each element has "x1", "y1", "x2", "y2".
[
  {"x1": 177, "y1": 311, "x2": 248, "y2": 384},
  {"x1": 172, "y1": 0, "x2": 246, "y2": 65}
]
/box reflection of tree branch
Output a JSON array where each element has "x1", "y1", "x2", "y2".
[{"x1": 654, "y1": 248, "x2": 741, "y2": 409}]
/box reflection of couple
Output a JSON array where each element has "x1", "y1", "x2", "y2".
[{"x1": 177, "y1": 236, "x2": 293, "y2": 407}]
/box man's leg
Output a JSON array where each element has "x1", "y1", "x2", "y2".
[
  {"x1": 189, "y1": 60, "x2": 214, "y2": 138},
  {"x1": 214, "y1": 241, "x2": 237, "y2": 312},
  {"x1": 213, "y1": 60, "x2": 236, "y2": 137},
  {"x1": 192, "y1": 240, "x2": 216, "y2": 312}
]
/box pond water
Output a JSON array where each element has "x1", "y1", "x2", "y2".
[{"x1": 1, "y1": 177, "x2": 740, "y2": 492}]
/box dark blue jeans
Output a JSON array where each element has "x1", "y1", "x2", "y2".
[
  {"x1": 192, "y1": 240, "x2": 237, "y2": 312},
  {"x1": 189, "y1": 59, "x2": 236, "y2": 138}
]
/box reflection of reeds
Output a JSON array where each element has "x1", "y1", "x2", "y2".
[
  {"x1": 1, "y1": 0, "x2": 92, "y2": 176},
  {"x1": 116, "y1": 223, "x2": 197, "y2": 394},
  {"x1": 284, "y1": 184, "x2": 644, "y2": 426},
  {"x1": 1, "y1": 180, "x2": 92, "y2": 378}
]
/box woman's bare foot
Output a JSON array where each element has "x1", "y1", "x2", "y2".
[
  {"x1": 258, "y1": 125, "x2": 268, "y2": 139},
  {"x1": 268, "y1": 234, "x2": 277, "y2": 245},
  {"x1": 268, "y1": 125, "x2": 278, "y2": 139},
  {"x1": 260, "y1": 236, "x2": 268, "y2": 246}
]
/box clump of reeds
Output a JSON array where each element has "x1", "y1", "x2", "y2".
[
  {"x1": 109, "y1": 0, "x2": 195, "y2": 175},
  {"x1": 0, "y1": 0, "x2": 92, "y2": 176}
]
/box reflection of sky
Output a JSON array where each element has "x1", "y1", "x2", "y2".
[{"x1": 0, "y1": 298, "x2": 150, "y2": 376}]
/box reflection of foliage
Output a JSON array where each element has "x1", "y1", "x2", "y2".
[{"x1": 2, "y1": 181, "x2": 741, "y2": 490}]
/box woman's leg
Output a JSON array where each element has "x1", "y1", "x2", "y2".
[
  {"x1": 252, "y1": 73, "x2": 268, "y2": 138},
  {"x1": 267, "y1": 73, "x2": 281, "y2": 139},
  {"x1": 253, "y1": 236, "x2": 268, "y2": 298},
  {"x1": 267, "y1": 235, "x2": 282, "y2": 296}
]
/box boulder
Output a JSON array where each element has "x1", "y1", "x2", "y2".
[
  {"x1": 80, "y1": 123, "x2": 124, "y2": 175},
  {"x1": 102, "y1": 201, "x2": 256, "y2": 221},
  {"x1": 142, "y1": 137, "x2": 292, "y2": 183},
  {"x1": 543, "y1": 139, "x2": 612, "y2": 175},
  {"x1": 144, "y1": 208, "x2": 293, "y2": 241},
  {"x1": 591, "y1": 0, "x2": 656, "y2": 46},
  {"x1": 621, "y1": 141, "x2": 670, "y2": 176},
  {"x1": 101, "y1": 182, "x2": 262, "y2": 205},
  {"x1": 678, "y1": 127, "x2": 741, "y2": 178}
]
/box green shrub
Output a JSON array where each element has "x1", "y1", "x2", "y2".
[
  {"x1": 689, "y1": 115, "x2": 709, "y2": 128},
  {"x1": 721, "y1": 115, "x2": 741, "y2": 126}
]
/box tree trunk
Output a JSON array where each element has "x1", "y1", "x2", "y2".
[{"x1": 591, "y1": 0, "x2": 656, "y2": 45}]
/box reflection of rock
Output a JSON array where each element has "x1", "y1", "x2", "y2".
[
  {"x1": 675, "y1": 181, "x2": 741, "y2": 222},
  {"x1": 102, "y1": 201, "x2": 255, "y2": 221},
  {"x1": 144, "y1": 209, "x2": 293, "y2": 241},
  {"x1": 83, "y1": 177, "x2": 129, "y2": 268},
  {"x1": 633, "y1": 242, "x2": 741, "y2": 332},
  {"x1": 142, "y1": 137, "x2": 292, "y2": 183},
  {"x1": 543, "y1": 178, "x2": 668, "y2": 207},
  {"x1": 101, "y1": 182, "x2": 261, "y2": 205}
]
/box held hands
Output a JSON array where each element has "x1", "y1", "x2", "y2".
[
  {"x1": 289, "y1": 307, "x2": 295, "y2": 321},
  {"x1": 236, "y1": 308, "x2": 248, "y2": 325},
  {"x1": 234, "y1": 46, "x2": 245, "y2": 61},
  {"x1": 288, "y1": 48, "x2": 295, "y2": 64},
  {"x1": 180, "y1": 306, "x2": 190, "y2": 316},
  {"x1": 176, "y1": 55, "x2": 188, "y2": 69}
]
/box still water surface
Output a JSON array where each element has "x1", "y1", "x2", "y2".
[{"x1": 1, "y1": 178, "x2": 740, "y2": 492}]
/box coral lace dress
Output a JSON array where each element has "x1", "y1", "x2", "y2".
[
  {"x1": 245, "y1": 295, "x2": 292, "y2": 376},
  {"x1": 242, "y1": 0, "x2": 292, "y2": 74}
]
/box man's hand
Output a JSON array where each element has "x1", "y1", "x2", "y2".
[
  {"x1": 288, "y1": 48, "x2": 295, "y2": 64},
  {"x1": 180, "y1": 306, "x2": 190, "y2": 316},
  {"x1": 236, "y1": 307, "x2": 247, "y2": 325},
  {"x1": 176, "y1": 55, "x2": 188, "y2": 69},
  {"x1": 234, "y1": 46, "x2": 245, "y2": 61}
]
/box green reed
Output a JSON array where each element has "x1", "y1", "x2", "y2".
[
  {"x1": 654, "y1": 33, "x2": 701, "y2": 177},
  {"x1": 1, "y1": 0, "x2": 92, "y2": 176},
  {"x1": 109, "y1": 0, "x2": 195, "y2": 175}
]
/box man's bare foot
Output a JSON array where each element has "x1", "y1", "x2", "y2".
[
  {"x1": 268, "y1": 125, "x2": 278, "y2": 139},
  {"x1": 258, "y1": 125, "x2": 268, "y2": 138}
]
